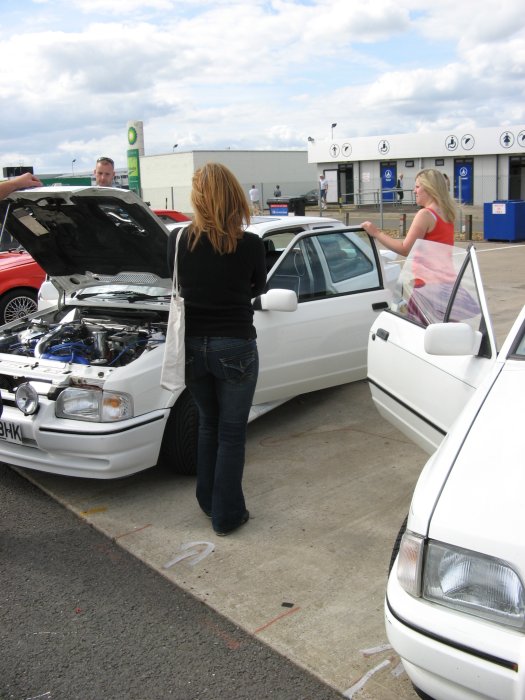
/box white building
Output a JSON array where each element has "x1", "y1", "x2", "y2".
[
  {"x1": 139, "y1": 150, "x2": 318, "y2": 213},
  {"x1": 308, "y1": 124, "x2": 525, "y2": 207}
]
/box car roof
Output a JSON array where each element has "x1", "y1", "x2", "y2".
[
  {"x1": 166, "y1": 215, "x2": 343, "y2": 236},
  {"x1": 246, "y1": 215, "x2": 341, "y2": 234}
]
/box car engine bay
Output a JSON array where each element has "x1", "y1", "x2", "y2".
[{"x1": 0, "y1": 306, "x2": 167, "y2": 367}]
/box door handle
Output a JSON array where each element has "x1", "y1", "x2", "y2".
[{"x1": 372, "y1": 301, "x2": 389, "y2": 311}]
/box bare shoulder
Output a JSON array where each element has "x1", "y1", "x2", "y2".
[
  {"x1": 407, "y1": 207, "x2": 435, "y2": 238},
  {"x1": 416, "y1": 207, "x2": 438, "y2": 226},
  {"x1": 415, "y1": 207, "x2": 436, "y2": 221}
]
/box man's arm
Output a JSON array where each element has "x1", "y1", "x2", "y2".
[{"x1": 0, "y1": 172, "x2": 43, "y2": 200}]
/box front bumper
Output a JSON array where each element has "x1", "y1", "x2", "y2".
[
  {"x1": 385, "y1": 561, "x2": 525, "y2": 700},
  {"x1": 0, "y1": 400, "x2": 169, "y2": 479}
]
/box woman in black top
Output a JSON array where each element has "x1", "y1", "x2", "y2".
[{"x1": 167, "y1": 163, "x2": 266, "y2": 536}]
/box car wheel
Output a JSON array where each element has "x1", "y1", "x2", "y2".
[
  {"x1": 0, "y1": 289, "x2": 38, "y2": 325},
  {"x1": 158, "y1": 389, "x2": 198, "y2": 475},
  {"x1": 388, "y1": 514, "x2": 408, "y2": 575}
]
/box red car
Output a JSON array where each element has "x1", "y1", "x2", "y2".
[
  {"x1": 152, "y1": 209, "x2": 190, "y2": 224},
  {"x1": 0, "y1": 244, "x2": 45, "y2": 324}
]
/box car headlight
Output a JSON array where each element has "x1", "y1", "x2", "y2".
[
  {"x1": 397, "y1": 534, "x2": 525, "y2": 630},
  {"x1": 56, "y1": 387, "x2": 133, "y2": 422},
  {"x1": 15, "y1": 383, "x2": 39, "y2": 415},
  {"x1": 424, "y1": 542, "x2": 525, "y2": 629}
]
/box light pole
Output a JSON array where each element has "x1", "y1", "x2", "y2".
[
  {"x1": 331, "y1": 123, "x2": 337, "y2": 139},
  {"x1": 172, "y1": 144, "x2": 178, "y2": 151},
  {"x1": 307, "y1": 136, "x2": 315, "y2": 143},
  {"x1": 71, "y1": 158, "x2": 76, "y2": 174}
]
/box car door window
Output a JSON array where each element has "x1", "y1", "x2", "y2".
[
  {"x1": 510, "y1": 326, "x2": 525, "y2": 358},
  {"x1": 262, "y1": 228, "x2": 306, "y2": 272},
  {"x1": 317, "y1": 232, "x2": 376, "y2": 284},
  {"x1": 268, "y1": 231, "x2": 380, "y2": 302},
  {"x1": 266, "y1": 230, "x2": 381, "y2": 302},
  {"x1": 266, "y1": 243, "x2": 309, "y2": 296},
  {"x1": 392, "y1": 240, "x2": 483, "y2": 329}
]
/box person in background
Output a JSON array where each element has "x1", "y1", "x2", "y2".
[
  {"x1": 167, "y1": 163, "x2": 266, "y2": 537},
  {"x1": 273, "y1": 184, "x2": 281, "y2": 197},
  {"x1": 361, "y1": 169, "x2": 456, "y2": 256},
  {"x1": 94, "y1": 156, "x2": 116, "y2": 187},
  {"x1": 396, "y1": 173, "x2": 404, "y2": 203},
  {"x1": 248, "y1": 184, "x2": 261, "y2": 215},
  {"x1": 0, "y1": 172, "x2": 42, "y2": 199},
  {"x1": 319, "y1": 174, "x2": 328, "y2": 209}
]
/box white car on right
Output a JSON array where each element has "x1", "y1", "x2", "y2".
[{"x1": 368, "y1": 239, "x2": 525, "y2": 700}]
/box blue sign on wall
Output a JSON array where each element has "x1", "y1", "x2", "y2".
[
  {"x1": 454, "y1": 161, "x2": 473, "y2": 204},
  {"x1": 381, "y1": 164, "x2": 396, "y2": 202}
]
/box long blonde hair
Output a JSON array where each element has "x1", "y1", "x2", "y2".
[
  {"x1": 416, "y1": 168, "x2": 456, "y2": 223},
  {"x1": 188, "y1": 162, "x2": 251, "y2": 254}
]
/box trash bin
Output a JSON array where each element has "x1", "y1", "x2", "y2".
[
  {"x1": 267, "y1": 198, "x2": 289, "y2": 216},
  {"x1": 483, "y1": 200, "x2": 525, "y2": 241},
  {"x1": 266, "y1": 197, "x2": 306, "y2": 217}
]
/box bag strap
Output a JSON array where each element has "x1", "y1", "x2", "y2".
[{"x1": 172, "y1": 231, "x2": 182, "y2": 299}]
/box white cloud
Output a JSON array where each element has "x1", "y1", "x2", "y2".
[{"x1": 0, "y1": 0, "x2": 524, "y2": 172}]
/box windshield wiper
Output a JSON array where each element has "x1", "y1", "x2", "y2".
[{"x1": 76, "y1": 290, "x2": 170, "y2": 302}]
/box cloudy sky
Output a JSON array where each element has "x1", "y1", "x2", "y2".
[{"x1": 1, "y1": 0, "x2": 524, "y2": 175}]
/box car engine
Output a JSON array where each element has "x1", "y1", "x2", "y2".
[{"x1": 0, "y1": 309, "x2": 167, "y2": 367}]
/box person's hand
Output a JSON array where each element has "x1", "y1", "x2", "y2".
[
  {"x1": 15, "y1": 172, "x2": 43, "y2": 189},
  {"x1": 0, "y1": 171, "x2": 44, "y2": 201},
  {"x1": 360, "y1": 220, "x2": 380, "y2": 238}
]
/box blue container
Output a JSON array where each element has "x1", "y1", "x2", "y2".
[{"x1": 484, "y1": 200, "x2": 525, "y2": 241}]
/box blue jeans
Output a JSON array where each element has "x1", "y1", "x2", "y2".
[{"x1": 184, "y1": 337, "x2": 259, "y2": 532}]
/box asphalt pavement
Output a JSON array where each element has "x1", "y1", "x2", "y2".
[{"x1": 0, "y1": 463, "x2": 344, "y2": 700}]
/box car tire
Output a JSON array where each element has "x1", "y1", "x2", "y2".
[
  {"x1": 0, "y1": 288, "x2": 38, "y2": 325},
  {"x1": 388, "y1": 514, "x2": 408, "y2": 575},
  {"x1": 158, "y1": 389, "x2": 198, "y2": 475}
]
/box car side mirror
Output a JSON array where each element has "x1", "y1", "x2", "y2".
[
  {"x1": 253, "y1": 288, "x2": 298, "y2": 311},
  {"x1": 424, "y1": 322, "x2": 482, "y2": 356}
]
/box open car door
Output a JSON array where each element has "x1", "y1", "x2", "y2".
[
  {"x1": 254, "y1": 227, "x2": 393, "y2": 405},
  {"x1": 367, "y1": 240, "x2": 498, "y2": 454}
]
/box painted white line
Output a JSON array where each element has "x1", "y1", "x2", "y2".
[
  {"x1": 343, "y1": 659, "x2": 391, "y2": 698},
  {"x1": 476, "y1": 244, "x2": 525, "y2": 253},
  {"x1": 360, "y1": 642, "x2": 392, "y2": 656},
  {"x1": 391, "y1": 660, "x2": 405, "y2": 677}
]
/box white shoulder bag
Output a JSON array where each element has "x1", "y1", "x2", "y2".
[{"x1": 160, "y1": 232, "x2": 186, "y2": 392}]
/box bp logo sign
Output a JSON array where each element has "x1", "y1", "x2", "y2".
[{"x1": 128, "y1": 126, "x2": 138, "y2": 146}]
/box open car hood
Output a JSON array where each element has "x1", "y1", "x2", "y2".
[{"x1": 0, "y1": 186, "x2": 173, "y2": 295}]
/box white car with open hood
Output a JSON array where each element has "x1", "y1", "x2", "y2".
[
  {"x1": 368, "y1": 239, "x2": 525, "y2": 700},
  {"x1": 0, "y1": 186, "x2": 395, "y2": 479}
]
